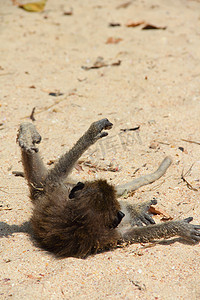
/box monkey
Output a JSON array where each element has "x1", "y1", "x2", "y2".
[{"x1": 17, "y1": 119, "x2": 200, "y2": 258}]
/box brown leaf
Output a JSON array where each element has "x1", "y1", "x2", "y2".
[
  {"x1": 106, "y1": 37, "x2": 123, "y2": 44},
  {"x1": 111, "y1": 60, "x2": 121, "y2": 66},
  {"x1": 63, "y1": 9, "x2": 73, "y2": 16},
  {"x1": 125, "y1": 21, "x2": 145, "y2": 27},
  {"x1": 149, "y1": 205, "x2": 173, "y2": 221}
]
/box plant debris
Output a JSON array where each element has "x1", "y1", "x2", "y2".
[
  {"x1": 149, "y1": 204, "x2": 173, "y2": 221},
  {"x1": 130, "y1": 280, "x2": 146, "y2": 291},
  {"x1": 63, "y1": 9, "x2": 73, "y2": 16},
  {"x1": 49, "y1": 92, "x2": 64, "y2": 97},
  {"x1": 181, "y1": 138, "x2": 200, "y2": 145},
  {"x1": 181, "y1": 164, "x2": 198, "y2": 191},
  {"x1": 106, "y1": 37, "x2": 123, "y2": 44},
  {"x1": 30, "y1": 107, "x2": 36, "y2": 121},
  {"x1": 109, "y1": 22, "x2": 121, "y2": 27},
  {"x1": 18, "y1": 0, "x2": 48, "y2": 12},
  {"x1": 82, "y1": 57, "x2": 121, "y2": 70},
  {"x1": 142, "y1": 24, "x2": 167, "y2": 30},
  {"x1": 125, "y1": 21, "x2": 145, "y2": 27},
  {"x1": 0, "y1": 201, "x2": 13, "y2": 211},
  {"x1": 120, "y1": 126, "x2": 140, "y2": 132},
  {"x1": 125, "y1": 21, "x2": 167, "y2": 30}
]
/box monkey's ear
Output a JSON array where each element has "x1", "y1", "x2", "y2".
[
  {"x1": 69, "y1": 182, "x2": 85, "y2": 199},
  {"x1": 112, "y1": 211, "x2": 125, "y2": 228}
]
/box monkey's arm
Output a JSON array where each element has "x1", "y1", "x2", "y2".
[
  {"x1": 116, "y1": 156, "x2": 172, "y2": 197},
  {"x1": 46, "y1": 119, "x2": 113, "y2": 182},
  {"x1": 17, "y1": 123, "x2": 47, "y2": 199},
  {"x1": 120, "y1": 217, "x2": 200, "y2": 243}
]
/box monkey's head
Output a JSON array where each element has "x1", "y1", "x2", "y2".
[{"x1": 70, "y1": 179, "x2": 124, "y2": 229}]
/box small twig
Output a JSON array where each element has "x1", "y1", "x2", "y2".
[
  {"x1": 181, "y1": 139, "x2": 200, "y2": 145},
  {"x1": 148, "y1": 178, "x2": 166, "y2": 191},
  {"x1": 132, "y1": 167, "x2": 140, "y2": 175},
  {"x1": 82, "y1": 57, "x2": 121, "y2": 70},
  {"x1": 181, "y1": 165, "x2": 198, "y2": 192},
  {"x1": 156, "y1": 141, "x2": 170, "y2": 146},
  {"x1": 130, "y1": 280, "x2": 146, "y2": 291},
  {"x1": 0, "y1": 187, "x2": 9, "y2": 194},
  {"x1": 30, "y1": 107, "x2": 36, "y2": 121},
  {"x1": 120, "y1": 126, "x2": 140, "y2": 132}
]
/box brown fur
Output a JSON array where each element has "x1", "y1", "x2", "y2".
[
  {"x1": 17, "y1": 120, "x2": 200, "y2": 258},
  {"x1": 31, "y1": 180, "x2": 121, "y2": 258}
]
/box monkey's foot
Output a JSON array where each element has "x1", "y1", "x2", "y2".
[
  {"x1": 17, "y1": 123, "x2": 41, "y2": 153},
  {"x1": 89, "y1": 118, "x2": 113, "y2": 141}
]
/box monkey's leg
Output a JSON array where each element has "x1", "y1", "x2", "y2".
[
  {"x1": 121, "y1": 217, "x2": 200, "y2": 244},
  {"x1": 17, "y1": 123, "x2": 47, "y2": 199},
  {"x1": 46, "y1": 118, "x2": 113, "y2": 182},
  {"x1": 116, "y1": 156, "x2": 172, "y2": 197}
]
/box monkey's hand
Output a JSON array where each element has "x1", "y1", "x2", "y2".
[
  {"x1": 87, "y1": 118, "x2": 113, "y2": 142},
  {"x1": 128, "y1": 199, "x2": 157, "y2": 226},
  {"x1": 17, "y1": 123, "x2": 41, "y2": 153},
  {"x1": 176, "y1": 217, "x2": 200, "y2": 243}
]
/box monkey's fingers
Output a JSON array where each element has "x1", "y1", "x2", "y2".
[
  {"x1": 189, "y1": 226, "x2": 200, "y2": 243},
  {"x1": 131, "y1": 213, "x2": 155, "y2": 227},
  {"x1": 184, "y1": 217, "x2": 193, "y2": 223},
  {"x1": 92, "y1": 118, "x2": 113, "y2": 140},
  {"x1": 143, "y1": 213, "x2": 156, "y2": 225},
  {"x1": 180, "y1": 217, "x2": 200, "y2": 243}
]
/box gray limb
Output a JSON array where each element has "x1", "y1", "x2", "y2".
[
  {"x1": 45, "y1": 119, "x2": 113, "y2": 183},
  {"x1": 17, "y1": 123, "x2": 47, "y2": 199},
  {"x1": 116, "y1": 156, "x2": 172, "y2": 197},
  {"x1": 127, "y1": 199, "x2": 157, "y2": 226},
  {"x1": 121, "y1": 217, "x2": 200, "y2": 244}
]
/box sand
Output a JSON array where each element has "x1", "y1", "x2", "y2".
[{"x1": 1, "y1": 0, "x2": 200, "y2": 299}]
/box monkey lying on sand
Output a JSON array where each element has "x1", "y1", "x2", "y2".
[{"x1": 17, "y1": 119, "x2": 200, "y2": 258}]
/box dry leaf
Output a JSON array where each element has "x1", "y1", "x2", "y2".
[
  {"x1": 82, "y1": 57, "x2": 121, "y2": 70},
  {"x1": 149, "y1": 205, "x2": 173, "y2": 221},
  {"x1": 63, "y1": 9, "x2": 73, "y2": 16},
  {"x1": 106, "y1": 37, "x2": 123, "y2": 44},
  {"x1": 18, "y1": 0, "x2": 47, "y2": 12},
  {"x1": 125, "y1": 21, "x2": 145, "y2": 27},
  {"x1": 49, "y1": 92, "x2": 64, "y2": 97},
  {"x1": 109, "y1": 23, "x2": 121, "y2": 27},
  {"x1": 142, "y1": 24, "x2": 167, "y2": 30}
]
